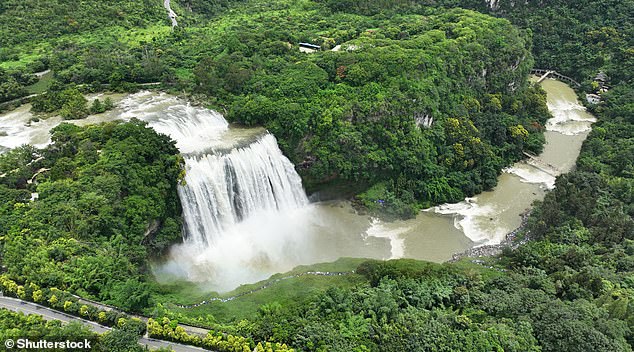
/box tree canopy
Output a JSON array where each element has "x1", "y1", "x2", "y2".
[{"x1": 0, "y1": 120, "x2": 183, "y2": 310}]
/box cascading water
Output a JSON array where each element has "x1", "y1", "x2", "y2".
[
  {"x1": 179, "y1": 134, "x2": 308, "y2": 246},
  {"x1": 118, "y1": 91, "x2": 230, "y2": 154},
  {"x1": 0, "y1": 83, "x2": 592, "y2": 292},
  {"x1": 119, "y1": 93, "x2": 309, "y2": 245},
  {"x1": 114, "y1": 92, "x2": 320, "y2": 291}
]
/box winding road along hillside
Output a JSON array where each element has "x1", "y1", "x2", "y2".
[{"x1": 0, "y1": 295, "x2": 209, "y2": 352}]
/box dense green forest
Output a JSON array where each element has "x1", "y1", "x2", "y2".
[
  {"x1": 0, "y1": 120, "x2": 183, "y2": 311},
  {"x1": 0, "y1": 0, "x2": 165, "y2": 47},
  {"x1": 318, "y1": 0, "x2": 634, "y2": 84},
  {"x1": 222, "y1": 77, "x2": 633, "y2": 351},
  {"x1": 188, "y1": 7, "x2": 549, "y2": 216},
  {"x1": 2, "y1": 0, "x2": 554, "y2": 216},
  {"x1": 0, "y1": 0, "x2": 633, "y2": 351}
]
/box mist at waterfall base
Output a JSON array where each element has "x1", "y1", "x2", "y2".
[
  {"x1": 143, "y1": 80, "x2": 593, "y2": 292},
  {"x1": 164, "y1": 135, "x2": 317, "y2": 292},
  {"x1": 160, "y1": 131, "x2": 407, "y2": 291},
  {"x1": 0, "y1": 83, "x2": 591, "y2": 292},
  {"x1": 0, "y1": 82, "x2": 594, "y2": 292}
]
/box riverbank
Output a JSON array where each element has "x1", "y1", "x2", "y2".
[
  {"x1": 448, "y1": 77, "x2": 596, "y2": 262},
  {"x1": 448, "y1": 210, "x2": 532, "y2": 262}
]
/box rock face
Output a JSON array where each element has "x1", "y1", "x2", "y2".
[
  {"x1": 414, "y1": 113, "x2": 433, "y2": 128},
  {"x1": 486, "y1": 0, "x2": 501, "y2": 10},
  {"x1": 142, "y1": 219, "x2": 161, "y2": 242}
]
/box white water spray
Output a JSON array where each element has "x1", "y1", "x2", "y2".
[
  {"x1": 179, "y1": 134, "x2": 308, "y2": 245},
  {"x1": 115, "y1": 93, "x2": 317, "y2": 291}
]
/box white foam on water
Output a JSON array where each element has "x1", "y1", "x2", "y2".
[
  {"x1": 364, "y1": 218, "x2": 408, "y2": 259},
  {"x1": 0, "y1": 107, "x2": 60, "y2": 150},
  {"x1": 431, "y1": 198, "x2": 502, "y2": 245},
  {"x1": 504, "y1": 165, "x2": 556, "y2": 190},
  {"x1": 119, "y1": 92, "x2": 229, "y2": 154},
  {"x1": 546, "y1": 99, "x2": 596, "y2": 135}
]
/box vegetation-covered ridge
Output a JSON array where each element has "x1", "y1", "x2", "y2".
[
  {"x1": 187, "y1": 5, "x2": 548, "y2": 216},
  {"x1": 0, "y1": 120, "x2": 184, "y2": 311},
  {"x1": 1, "y1": 0, "x2": 552, "y2": 217},
  {"x1": 318, "y1": 0, "x2": 633, "y2": 86},
  {"x1": 0, "y1": 0, "x2": 166, "y2": 47}
]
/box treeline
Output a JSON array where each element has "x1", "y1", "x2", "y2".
[
  {"x1": 0, "y1": 120, "x2": 184, "y2": 311},
  {"x1": 0, "y1": 308, "x2": 171, "y2": 352},
  {"x1": 148, "y1": 317, "x2": 294, "y2": 352},
  {"x1": 226, "y1": 258, "x2": 629, "y2": 351},
  {"x1": 30, "y1": 82, "x2": 114, "y2": 119},
  {"x1": 474, "y1": 0, "x2": 634, "y2": 84},
  {"x1": 317, "y1": 0, "x2": 634, "y2": 84},
  {"x1": 0, "y1": 67, "x2": 37, "y2": 103},
  {"x1": 0, "y1": 0, "x2": 165, "y2": 47},
  {"x1": 0, "y1": 275, "x2": 147, "y2": 334}
]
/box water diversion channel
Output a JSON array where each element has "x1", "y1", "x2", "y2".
[{"x1": 0, "y1": 79, "x2": 594, "y2": 292}]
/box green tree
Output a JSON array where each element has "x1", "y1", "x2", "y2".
[{"x1": 59, "y1": 87, "x2": 88, "y2": 119}]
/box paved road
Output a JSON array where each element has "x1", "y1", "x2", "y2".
[{"x1": 0, "y1": 296, "x2": 208, "y2": 352}]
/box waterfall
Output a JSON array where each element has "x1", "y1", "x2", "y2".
[
  {"x1": 179, "y1": 134, "x2": 308, "y2": 245},
  {"x1": 119, "y1": 91, "x2": 307, "y2": 245},
  {"x1": 119, "y1": 92, "x2": 230, "y2": 154},
  {"x1": 119, "y1": 92, "x2": 317, "y2": 290}
]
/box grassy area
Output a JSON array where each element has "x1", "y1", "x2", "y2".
[
  {"x1": 174, "y1": 68, "x2": 195, "y2": 81},
  {"x1": 449, "y1": 256, "x2": 507, "y2": 281},
  {"x1": 27, "y1": 71, "x2": 53, "y2": 94},
  {"x1": 153, "y1": 257, "x2": 502, "y2": 325},
  {"x1": 153, "y1": 258, "x2": 368, "y2": 324},
  {"x1": 1, "y1": 24, "x2": 172, "y2": 72},
  {"x1": 103, "y1": 24, "x2": 172, "y2": 46},
  {"x1": 0, "y1": 51, "x2": 45, "y2": 71},
  {"x1": 150, "y1": 255, "x2": 504, "y2": 325}
]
